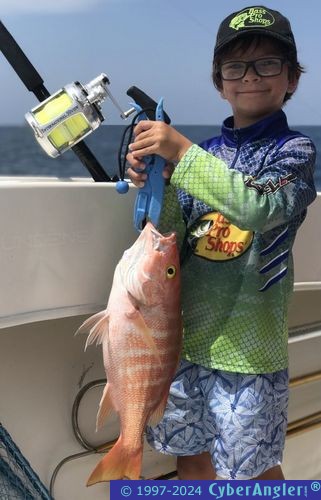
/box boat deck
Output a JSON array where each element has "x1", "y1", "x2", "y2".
[{"x1": 0, "y1": 180, "x2": 320, "y2": 498}]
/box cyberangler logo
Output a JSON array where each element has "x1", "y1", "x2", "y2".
[{"x1": 229, "y1": 7, "x2": 275, "y2": 31}]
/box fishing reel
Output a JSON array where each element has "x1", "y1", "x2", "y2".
[
  {"x1": 0, "y1": 19, "x2": 170, "y2": 184},
  {"x1": 25, "y1": 73, "x2": 135, "y2": 158}
]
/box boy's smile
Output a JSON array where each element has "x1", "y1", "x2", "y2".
[{"x1": 219, "y1": 40, "x2": 298, "y2": 128}]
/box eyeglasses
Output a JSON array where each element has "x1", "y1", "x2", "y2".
[{"x1": 220, "y1": 57, "x2": 287, "y2": 81}]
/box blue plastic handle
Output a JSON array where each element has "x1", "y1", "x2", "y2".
[{"x1": 132, "y1": 98, "x2": 166, "y2": 231}]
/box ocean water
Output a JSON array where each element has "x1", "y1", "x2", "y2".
[{"x1": 0, "y1": 125, "x2": 320, "y2": 190}]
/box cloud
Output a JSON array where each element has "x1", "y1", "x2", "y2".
[{"x1": 0, "y1": 0, "x2": 104, "y2": 14}]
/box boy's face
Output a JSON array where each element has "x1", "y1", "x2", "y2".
[{"x1": 219, "y1": 39, "x2": 298, "y2": 128}]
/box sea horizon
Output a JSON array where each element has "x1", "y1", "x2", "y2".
[{"x1": 0, "y1": 124, "x2": 320, "y2": 190}]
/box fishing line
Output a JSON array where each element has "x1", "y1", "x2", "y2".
[{"x1": 117, "y1": 107, "x2": 155, "y2": 182}]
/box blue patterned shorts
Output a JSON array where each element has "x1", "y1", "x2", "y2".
[{"x1": 146, "y1": 360, "x2": 289, "y2": 479}]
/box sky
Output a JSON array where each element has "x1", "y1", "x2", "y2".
[{"x1": 0, "y1": 0, "x2": 321, "y2": 126}]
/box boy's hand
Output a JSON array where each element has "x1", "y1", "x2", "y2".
[
  {"x1": 126, "y1": 153, "x2": 147, "y2": 187},
  {"x1": 126, "y1": 120, "x2": 192, "y2": 187},
  {"x1": 126, "y1": 156, "x2": 175, "y2": 187},
  {"x1": 128, "y1": 121, "x2": 192, "y2": 163}
]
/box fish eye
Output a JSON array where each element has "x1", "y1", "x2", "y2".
[{"x1": 166, "y1": 265, "x2": 176, "y2": 279}]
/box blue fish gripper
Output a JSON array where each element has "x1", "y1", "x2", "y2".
[{"x1": 132, "y1": 98, "x2": 167, "y2": 231}]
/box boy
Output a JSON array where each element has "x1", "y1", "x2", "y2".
[{"x1": 127, "y1": 6, "x2": 316, "y2": 480}]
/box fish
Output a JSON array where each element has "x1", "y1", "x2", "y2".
[{"x1": 76, "y1": 222, "x2": 182, "y2": 484}]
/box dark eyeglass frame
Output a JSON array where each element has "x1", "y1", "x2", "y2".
[{"x1": 219, "y1": 57, "x2": 288, "y2": 81}]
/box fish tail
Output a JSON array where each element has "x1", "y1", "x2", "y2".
[{"x1": 86, "y1": 437, "x2": 143, "y2": 485}]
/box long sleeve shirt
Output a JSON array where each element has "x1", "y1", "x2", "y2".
[{"x1": 159, "y1": 110, "x2": 316, "y2": 373}]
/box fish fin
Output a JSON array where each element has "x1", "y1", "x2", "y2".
[
  {"x1": 147, "y1": 392, "x2": 168, "y2": 427},
  {"x1": 96, "y1": 382, "x2": 115, "y2": 431},
  {"x1": 126, "y1": 308, "x2": 161, "y2": 365},
  {"x1": 85, "y1": 313, "x2": 109, "y2": 349},
  {"x1": 86, "y1": 436, "x2": 143, "y2": 484},
  {"x1": 75, "y1": 310, "x2": 109, "y2": 349}
]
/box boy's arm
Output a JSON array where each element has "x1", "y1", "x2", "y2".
[
  {"x1": 171, "y1": 138, "x2": 317, "y2": 233},
  {"x1": 157, "y1": 184, "x2": 187, "y2": 251}
]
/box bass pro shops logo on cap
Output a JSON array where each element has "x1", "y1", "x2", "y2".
[{"x1": 229, "y1": 7, "x2": 275, "y2": 31}]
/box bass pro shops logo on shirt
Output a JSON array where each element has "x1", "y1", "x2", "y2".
[{"x1": 188, "y1": 212, "x2": 254, "y2": 262}]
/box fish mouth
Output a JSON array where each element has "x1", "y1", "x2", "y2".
[{"x1": 150, "y1": 225, "x2": 176, "y2": 253}]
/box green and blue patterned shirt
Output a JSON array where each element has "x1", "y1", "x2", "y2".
[{"x1": 159, "y1": 110, "x2": 316, "y2": 373}]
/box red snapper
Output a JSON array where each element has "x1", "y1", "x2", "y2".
[{"x1": 77, "y1": 222, "x2": 182, "y2": 483}]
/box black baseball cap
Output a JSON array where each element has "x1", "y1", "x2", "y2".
[{"x1": 214, "y1": 6, "x2": 297, "y2": 57}]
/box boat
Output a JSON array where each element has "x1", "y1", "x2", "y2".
[{"x1": 0, "y1": 178, "x2": 320, "y2": 499}]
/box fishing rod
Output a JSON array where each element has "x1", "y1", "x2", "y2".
[
  {"x1": 0, "y1": 20, "x2": 127, "y2": 182},
  {"x1": 0, "y1": 20, "x2": 171, "y2": 193}
]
